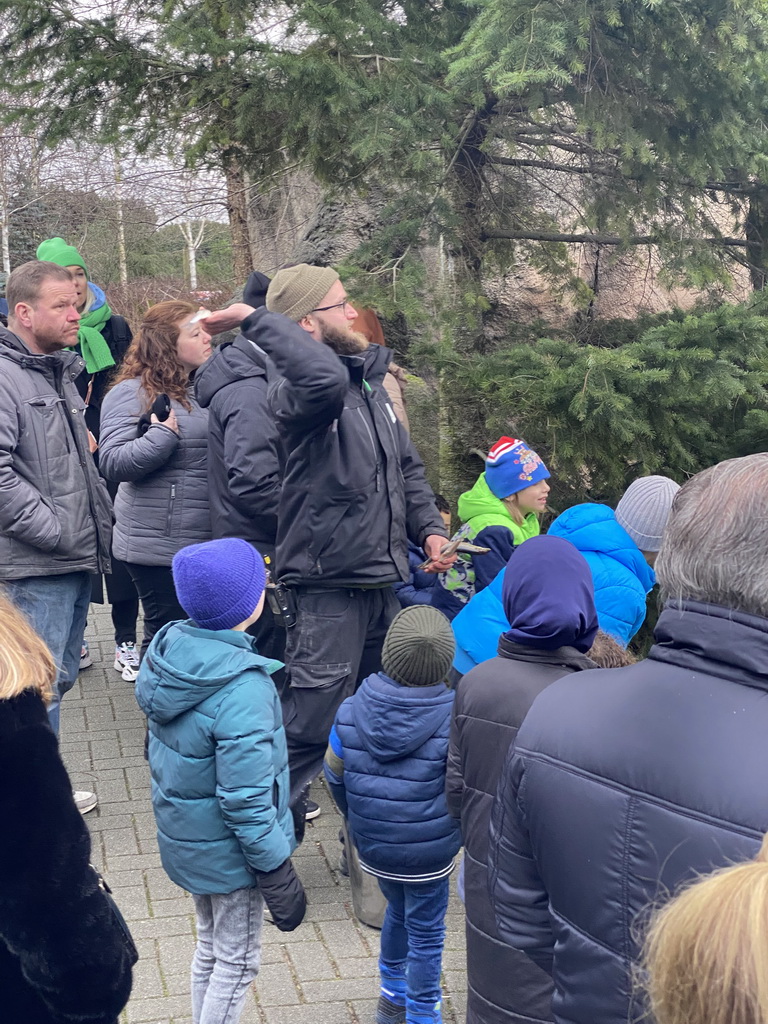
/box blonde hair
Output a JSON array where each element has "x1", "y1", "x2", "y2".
[
  {"x1": 587, "y1": 630, "x2": 637, "y2": 668},
  {"x1": 502, "y1": 494, "x2": 527, "y2": 527},
  {"x1": 0, "y1": 591, "x2": 56, "y2": 702},
  {"x1": 643, "y1": 834, "x2": 768, "y2": 1024}
]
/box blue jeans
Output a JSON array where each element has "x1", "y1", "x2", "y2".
[
  {"x1": 191, "y1": 887, "x2": 264, "y2": 1024},
  {"x1": 378, "y1": 876, "x2": 450, "y2": 1024},
  {"x1": 5, "y1": 572, "x2": 91, "y2": 735}
]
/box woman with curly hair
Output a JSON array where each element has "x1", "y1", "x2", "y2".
[
  {"x1": 99, "y1": 300, "x2": 213, "y2": 656},
  {"x1": 0, "y1": 591, "x2": 134, "y2": 1021}
]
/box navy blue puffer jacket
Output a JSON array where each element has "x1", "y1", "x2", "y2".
[
  {"x1": 325, "y1": 672, "x2": 461, "y2": 881},
  {"x1": 489, "y1": 599, "x2": 768, "y2": 1024}
]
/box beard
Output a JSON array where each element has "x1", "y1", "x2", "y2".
[{"x1": 320, "y1": 322, "x2": 369, "y2": 356}]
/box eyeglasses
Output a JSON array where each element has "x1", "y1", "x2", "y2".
[{"x1": 311, "y1": 299, "x2": 353, "y2": 314}]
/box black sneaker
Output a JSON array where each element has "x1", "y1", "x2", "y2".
[
  {"x1": 305, "y1": 799, "x2": 321, "y2": 821},
  {"x1": 376, "y1": 995, "x2": 406, "y2": 1024}
]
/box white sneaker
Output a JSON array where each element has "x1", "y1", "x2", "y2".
[
  {"x1": 114, "y1": 642, "x2": 140, "y2": 682},
  {"x1": 74, "y1": 790, "x2": 98, "y2": 814},
  {"x1": 79, "y1": 642, "x2": 93, "y2": 670}
]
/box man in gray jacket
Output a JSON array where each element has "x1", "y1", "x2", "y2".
[{"x1": 0, "y1": 261, "x2": 113, "y2": 810}]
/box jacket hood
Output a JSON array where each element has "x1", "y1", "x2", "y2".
[
  {"x1": 86, "y1": 282, "x2": 107, "y2": 311},
  {"x1": 458, "y1": 472, "x2": 514, "y2": 525},
  {"x1": 195, "y1": 336, "x2": 268, "y2": 407},
  {"x1": 0, "y1": 324, "x2": 84, "y2": 375},
  {"x1": 502, "y1": 535, "x2": 599, "y2": 653},
  {"x1": 548, "y1": 503, "x2": 655, "y2": 591},
  {"x1": 135, "y1": 620, "x2": 281, "y2": 724},
  {"x1": 352, "y1": 672, "x2": 453, "y2": 762}
]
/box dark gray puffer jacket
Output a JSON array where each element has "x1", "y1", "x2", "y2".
[
  {"x1": 239, "y1": 309, "x2": 446, "y2": 587},
  {"x1": 99, "y1": 377, "x2": 211, "y2": 566},
  {"x1": 0, "y1": 326, "x2": 113, "y2": 579}
]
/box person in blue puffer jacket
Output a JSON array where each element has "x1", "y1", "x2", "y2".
[
  {"x1": 135, "y1": 537, "x2": 305, "y2": 1024},
  {"x1": 324, "y1": 606, "x2": 461, "y2": 1024},
  {"x1": 451, "y1": 475, "x2": 680, "y2": 673}
]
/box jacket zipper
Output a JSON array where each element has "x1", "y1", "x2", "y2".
[
  {"x1": 167, "y1": 483, "x2": 176, "y2": 532},
  {"x1": 357, "y1": 406, "x2": 381, "y2": 491}
]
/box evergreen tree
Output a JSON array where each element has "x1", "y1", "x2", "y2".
[{"x1": 4, "y1": 0, "x2": 768, "y2": 318}]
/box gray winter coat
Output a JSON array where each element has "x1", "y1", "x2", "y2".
[
  {"x1": 446, "y1": 636, "x2": 596, "y2": 1024},
  {"x1": 0, "y1": 326, "x2": 112, "y2": 579},
  {"x1": 99, "y1": 377, "x2": 211, "y2": 566}
]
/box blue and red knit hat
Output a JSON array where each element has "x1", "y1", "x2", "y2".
[{"x1": 485, "y1": 436, "x2": 550, "y2": 500}]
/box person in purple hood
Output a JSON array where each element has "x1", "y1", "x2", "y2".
[{"x1": 446, "y1": 536, "x2": 598, "y2": 1024}]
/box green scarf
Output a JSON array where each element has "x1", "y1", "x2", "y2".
[{"x1": 75, "y1": 301, "x2": 116, "y2": 374}]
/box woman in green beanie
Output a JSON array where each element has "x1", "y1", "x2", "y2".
[{"x1": 35, "y1": 237, "x2": 140, "y2": 684}]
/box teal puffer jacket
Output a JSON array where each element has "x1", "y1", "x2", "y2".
[{"x1": 135, "y1": 621, "x2": 295, "y2": 895}]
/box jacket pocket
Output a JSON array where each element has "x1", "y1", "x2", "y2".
[
  {"x1": 306, "y1": 493, "x2": 356, "y2": 575},
  {"x1": 24, "y1": 394, "x2": 72, "y2": 454}
]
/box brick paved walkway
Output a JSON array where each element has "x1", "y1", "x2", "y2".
[{"x1": 61, "y1": 604, "x2": 467, "y2": 1024}]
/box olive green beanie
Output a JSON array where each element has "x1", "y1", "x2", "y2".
[
  {"x1": 36, "y1": 237, "x2": 88, "y2": 275},
  {"x1": 266, "y1": 263, "x2": 340, "y2": 321},
  {"x1": 381, "y1": 606, "x2": 456, "y2": 687}
]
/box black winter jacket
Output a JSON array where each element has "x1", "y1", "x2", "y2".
[
  {"x1": 240, "y1": 309, "x2": 445, "y2": 586},
  {"x1": 0, "y1": 689, "x2": 134, "y2": 1023},
  {"x1": 447, "y1": 636, "x2": 595, "y2": 1024},
  {"x1": 73, "y1": 315, "x2": 133, "y2": 442},
  {"x1": 489, "y1": 599, "x2": 768, "y2": 1024},
  {"x1": 194, "y1": 336, "x2": 280, "y2": 555}
]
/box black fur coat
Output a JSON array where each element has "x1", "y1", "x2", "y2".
[{"x1": 0, "y1": 689, "x2": 134, "y2": 1023}]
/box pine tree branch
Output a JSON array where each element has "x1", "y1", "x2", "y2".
[{"x1": 481, "y1": 228, "x2": 749, "y2": 247}]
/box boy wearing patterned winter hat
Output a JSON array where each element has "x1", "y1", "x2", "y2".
[
  {"x1": 324, "y1": 605, "x2": 461, "y2": 1024},
  {"x1": 431, "y1": 436, "x2": 551, "y2": 621},
  {"x1": 135, "y1": 537, "x2": 306, "y2": 1024}
]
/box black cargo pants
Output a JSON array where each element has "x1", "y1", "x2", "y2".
[{"x1": 283, "y1": 585, "x2": 400, "y2": 802}]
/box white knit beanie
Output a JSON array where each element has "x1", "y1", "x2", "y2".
[{"x1": 615, "y1": 475, "x2": 681, "y2": 552}]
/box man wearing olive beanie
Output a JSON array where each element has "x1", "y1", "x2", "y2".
[
  {"x1": 324, "y1": 606, "x2": 460, "y2": 1024},
  {"x1": 200, "y1": 271, "x2": 451, "y2": 815}
]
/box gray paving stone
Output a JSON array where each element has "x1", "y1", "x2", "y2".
[
  {"x1": 254, "y1": 962, "x2": 302, "y2": 1006},
  {"x1": 265, "y1": 1003, "x2": 353, "y2": 1024},
  {"x1": 287, "y1": 940, "x2": 338, "y2": 981},
  {"x1": 302, "y1": 976, "x2": 378, "y2": 1002},
  {"x1": 317, "y1": 920, "x2": 372, "y2": 961}
]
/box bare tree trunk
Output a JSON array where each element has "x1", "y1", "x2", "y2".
[
  {"x1": 223, "y1": 152, "x2": 252, "y2": 284},
  {"x1": 746, "y1": 190, "x2": 768, "y2": 291},
  {"x1": 112, "y1": 149, "x2": 129, "y2": 285},
  {"x1": 178, "y1": 220, "x2": 206, "y2": 291},
  {"x1": 0, "y1": 198, "x2": 10, "y2": 275}
]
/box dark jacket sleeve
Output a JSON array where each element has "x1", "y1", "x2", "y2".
[
  {"x1": 445, "y1": 694, "x2": 465, "y2": 821},
  {"x1": 99, "y1": 381, "x2": 180, "y2": 482},
  {"x1": 214, "y1": 379, "x2": 280, "y2": 534},
  {"x1": 241, "y1": 308, "x2": 347, "y2": 433},
  {"x1": 473, "y1": 525, "x2": 516, "y2": 593},
  {"x1": 398, "y1": 425, "x2": 447, "y2": 547},
  {"x1": 0, "y1": 693, "x2": 133, "y2": 1022},
  {"x1": 489, "y1": 745, "x2": 555, "y2": 975}
]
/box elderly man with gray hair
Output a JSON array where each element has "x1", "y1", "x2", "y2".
[{"x1": 487, "y1": 454, "x2": 768, "y2": 1024}]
